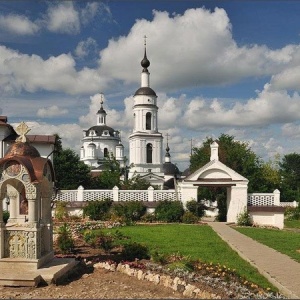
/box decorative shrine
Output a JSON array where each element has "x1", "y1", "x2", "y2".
[{"x1": 0, "y1": 122, "x2": 55, "y2": 269}]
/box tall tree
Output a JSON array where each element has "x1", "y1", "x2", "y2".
[
  {"x1": 279, "y1": 153, "x2": 300, "y2": 201},
  {"x1": 54, "y1": 148, "x2": 92, "y2": 190}
]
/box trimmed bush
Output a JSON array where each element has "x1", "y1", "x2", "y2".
[
  {"x1": 155, "y1": 200, "x2": 184, "y2": 223},
  {"x1": 112, "y1": 201, "x2": 146, "y2": 223},
  {"x1": 83, "y1": 198, "x2": 113, "y2": 221},
  {"x1": 186, "y1": 199, "x2": 205, "y2": 218},
  {"x1": 182, "y1": 211, "x2": 199, "y2": 224},
  {"x1": 121, "y1": 242, "x2": 150, "y2": 261}
]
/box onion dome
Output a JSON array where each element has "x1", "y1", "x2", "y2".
[
  {"x1": 141, "y1": 48, "x2": 150, "y2": 71},
  {"x1": 4, "y1": 141, "x2": 40, "y2": 158}
]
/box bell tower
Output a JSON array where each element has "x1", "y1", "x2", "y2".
[{"x1": 128, "y1": 37, "x2": 163, "y2": 178}]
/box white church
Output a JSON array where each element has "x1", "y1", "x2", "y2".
[{"x1": 79, "y1": 44, "x2": 180, "y2": 189}]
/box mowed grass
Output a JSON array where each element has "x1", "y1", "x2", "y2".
[
  {"x1": 104, "y1": 224, "x2": 275, "y2": 290},
  {"x1": 285, "y1": 219, "x2": 300, "y2": 229},
  {"x1": 234, "y1": 227, "x2": 300, "y2": 263}
]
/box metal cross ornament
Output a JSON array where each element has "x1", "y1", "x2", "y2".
[{"x1": 16, "y1": 122, "x2": 31, "y2": 143}]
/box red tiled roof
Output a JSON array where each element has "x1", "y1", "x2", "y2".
[{"x1": 27, "y1": 135, "x2": 56, "y2": 144}]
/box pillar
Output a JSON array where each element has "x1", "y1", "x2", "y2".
[
  {"x1": 0, "y1": 193, "x2": 4, "y2": 258},
  {"x1": 227, "y1": 184, "x2": 248, "y2": 223}
]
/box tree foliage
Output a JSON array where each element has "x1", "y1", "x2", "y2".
[
  {"x1": 279, "y1": 153, "x2": 300, "y2": 201},
  {"x1": 53, "y1": 135, "x2": 92, "y2": 189}
]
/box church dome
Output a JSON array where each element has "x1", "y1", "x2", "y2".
[
  {"x1": 4, "y1": 141, "x2": 40, "y2": 158},
  {"x1": 134, "y1": 87, "x2": 157, "y2": 96},
  {"x1": 163, "y1": 162, "x2": 180, "y2": 176},
  {"x1": 86, "y1": 125, "x2": 116, "y2": 137}
]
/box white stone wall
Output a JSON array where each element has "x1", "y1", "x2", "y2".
[{"x1": 249, "y1": 211, "x2": 284, "y2": 229}]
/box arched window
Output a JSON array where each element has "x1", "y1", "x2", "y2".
[
  {"x1": 146, "y1": 143, "x2": 152, "y2": 163},
  {"x1": 104, "y1": 148, "x2": 108, "y2": 157},
  {"x1": 146, "y1": 112, "x2": 151, "y2": 130}
]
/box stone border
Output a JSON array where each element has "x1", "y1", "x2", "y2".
[{"x1": 94, "y1": 261, "x2": 217, "y2": 299}]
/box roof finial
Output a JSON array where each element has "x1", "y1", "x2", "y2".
[
  {"x1": 100, "y1": 93, "x2": 104, "y2": 107},
  {"x1": 16, "y1": 122, "x2": 30, "y2": 143},
  {"x1": 165, "y1": 133, "x2": 170, "y2": 154},
  {"x1": 141, "y1": 35, "x2": 150, "y2": 71}
]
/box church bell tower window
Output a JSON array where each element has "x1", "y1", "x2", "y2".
[
  {"x1": 146, "y1": 143, "x2": 152, "y2": 163},
  {"x1": 146, "y1": 112, "x2": 152, "y2": 130}
]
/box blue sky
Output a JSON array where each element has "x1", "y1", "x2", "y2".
[{"x1": 1, "y1": 0, "x2": 300, "y2": 171}]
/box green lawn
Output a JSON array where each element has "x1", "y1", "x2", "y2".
[
  {"x1": 234, "y1": 227, "x2": 300, "y2": 263},
  {"x1": 103, "y1": 224, "x2": 275, "y2": 290},
  {"x1": 285, "y1": 219, "x2": 300, "y2": 229}
]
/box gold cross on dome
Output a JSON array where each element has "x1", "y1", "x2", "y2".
[{"x1": 16, "y1": 122, "x2": 31, "y2": 143}]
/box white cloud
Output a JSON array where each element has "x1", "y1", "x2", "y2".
[
  {"x1": 81, "y1": 2, "x2": 101, "y2": 25},
  {"x1": 46, "y1": 2, "x2": 80, "y2": 34},
  {"x1": 0, "y1": 46, "x2": 109, "y2": 95},
  {"x1": 37, "y1": 105, "x2": 68, "y2": 118},
  {"x1": 75, "y1": 38, "x2": 98, "y2": 58},
  {"x1": 98, "y1": 7, "x2": 299, "y2": 91},
  {"x1": 0, "y1": 14, "x2": 39, "y2": 35},
  {"x1": 181, "y1": 87, "x2": 300, "y2": 129}
]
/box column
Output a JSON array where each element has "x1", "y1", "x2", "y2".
[{"x1": 7, "y1": 190, "x2": 17, "y2": 223}]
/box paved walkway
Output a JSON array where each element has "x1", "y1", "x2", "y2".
[{"x1": 208, "y1": 222, "x2": 300, "y2": 299}]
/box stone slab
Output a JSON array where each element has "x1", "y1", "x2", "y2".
[{"x1": 0, "y1": 258, "x2": 79, "y2": 287}]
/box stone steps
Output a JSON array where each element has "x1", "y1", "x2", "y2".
[{"x1": 0, "y1": 258, "x2": 79, "y2": 287}]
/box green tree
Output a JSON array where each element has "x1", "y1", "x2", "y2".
[
  {"x1": 279, "y1": 153, "x2": 300, "y2": 201},
  {"x1": 54, "y1": 148, "x2": 92, "y2": 189}
]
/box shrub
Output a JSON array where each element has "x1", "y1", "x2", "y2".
[
  {"x1": 3, "y1": 210, "x2": 9, "y2": 223},
  {"x1": 285, "y1": 206, "x2": 300, "y2": 220},
  {"x1": 56, "y1": 223, "x2": 74, "y2": 254},
  {"x1": 112, "y1": 201, "x2": 146, "y2": 223},
  {"x1": 140, "y1": 213, "x2": 156, "y2": 223},
  {"x1": 155, "y1": 200, "x2": 184, "y2": 222},
  {"x1": 96, "y1": 231, "x2": 115, "y2": 253},
  {"x1": 121, "y1": 242, "x2": 150, "y2": 261},
  {"x1": 54, "y1": 201, "x2": 69, "y2": 221},
  {"x1": 83, "y1": 229, "x2": 98, "y2": 248},
  {"x1": 83, "y1": 198, "x2": 113, "y2": 221},
  {"x1": 151, "y1": 250, "x2": 168, "y2": 265},
  {"x1": 237, "y1": 208, "x2": 252, "y2": 226},
  {"x1": 216, "y1": 195, "x2": 227, "y2": 222},
  {"x1": 182, "y1": 211, "x2": 199, "y2": 224},
  {"x1": 186, "y1": 200, "x2": 205, "y2": 218}
]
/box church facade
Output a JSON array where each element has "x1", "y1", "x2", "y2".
[
  {"x1": 80, "y1": 44, "x2": 180, "y2": 188},
  {"x1": 79, "y1": 96, "x2": 125, "y2": 172}
]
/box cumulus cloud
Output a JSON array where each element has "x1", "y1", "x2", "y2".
[
  {"x1": 46, "y1": 2, "x2": 80, "y2": 34},
  {"x1": 181, "y1": 87, "x2": 300, "y2": 129},
  {"x1": 37, "y1": 105, "x2": 68, "y2": 118},
  {"x1": 75, "y1": 38, "x2": 98, "y2": 58},
  {"x1": 0, "y1": 14, "x2": 39, "y2": 35},
  {"x1": 0, "y1": 46, "x2": 109, "y2": 95},
  {"x1": 98, "y1": 7, "x2": 300, "y2": 91}
]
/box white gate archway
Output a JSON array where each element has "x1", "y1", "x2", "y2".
[{"x1": 178, "y1": 142, "x2": 248, "y2": 223}]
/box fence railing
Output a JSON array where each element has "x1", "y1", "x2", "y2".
[
  {"x1": 247, "y1": 190, "x2": 280, "y2": 206},
  {"x1": 54, "y1": 186, "x2": 296, "y2": 208},
  {"x1": 54, "y1": 185, "x2": 180, "y2": 202}
]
